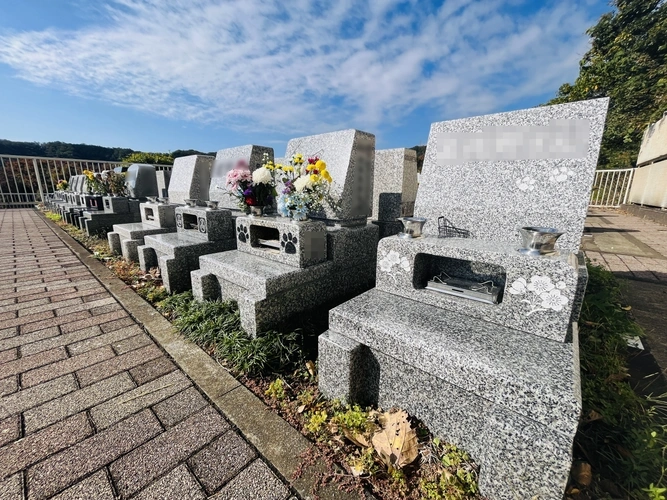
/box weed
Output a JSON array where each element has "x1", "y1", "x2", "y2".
[
  {"x1": 265, "y1": 378, "x2": 286, "y2": 401},
  {"x1": 306, "y1": 410, "x2": 329, "y2": 435}
]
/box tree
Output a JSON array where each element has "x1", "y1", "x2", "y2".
[
  {"x1": 547, "y1": 0, "x2": 667, "y2": 169},
  {"x1": 121, "y1": 152, "x2": 174, "y2": 165}
]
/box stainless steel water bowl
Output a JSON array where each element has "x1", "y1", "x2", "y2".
[
  {"x1": 398, "y1": 217, "x2": 427, "y2": 239},
  {"x1": 158, "y1": 197, "x2": 169, "y2": 205},
  {"x1": 146, "y1": 196, "x2": 158, "y2": 203},
  {"x1": 518, "y1": 226, "x2": 564, "y2": 256},
  {"x1": 184, "y1": 198, "x2": 197, "y2": 207},
  {"x1": 206, "y1": 200, "x2": 219, "y2": 210}
]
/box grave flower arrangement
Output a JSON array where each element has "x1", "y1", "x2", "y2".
[
  {"x1": 276, "y1": 154, "x2": 333, "y2": 221},
  {"x1": 82, "y1": 169, "x2": 127, "y2": 196},
  {"x1": 225, "y1": 155, "x2": 277, "y2": 211},
  {"x1": 55, "y1": 179, "x2": 69, "y2": 191}
]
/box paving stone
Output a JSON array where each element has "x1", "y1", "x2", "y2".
[
  {"x1": 100, "y1": 316, "x2": 135, "y2": 333},
  {"x1": 0, "y1": 296, "x2": 50, "y2": 313},
  {"x1": 24, "y1": 372, "x2": 136, "y2": 434},
  {"x1": 26, "y1": 409, "x2": 162, "y2": 500},
  {"x1": 0, "y1": 327, "x2": 60, "y2": 355},
  {"x1": 50, "y1": 470, "x2": 115, "y2": 500},
  {"x1": 22, "y1": 345, "x2": 116, "y2": 388},
  {"x1": 0, "y1": 348, "x2": 18, "y2": 363},
  {"x1": 82, "y1": 292, "x2": 111, "y2": 303},
  {"x1": 0, "y1": 376, "x2": 18, "y2": 397},
  {"x1": 0, "y1": 311, "x2": 17, "y2": 321},
  {"x1": 21, "y1": 326, "x2": 103, "y2": 356},
  {"x1": 67, "y1": 325, "x2": 142, "y2": 356},
  {"x1": 110, "y1": 406, "x2": 229, "y2": 497},
  {"x1": 77, "y1": 344, "x2": 163, "y2": 387},
  {"x1": 55, "y1": 297, "x2": 115, "y2": 317},
  {"x1": 91, "y1": 370, "x2": 192, "y2": 430},
  {"x1": 0, "y1": 374, "x2": 78, "y2": 420},
  {"x1": 0, "y1": 473, "x2": 22, "y2": 500},
  {"x1": 189, "y1": 431, "x2": 257, "y2": 494},
  {"x1": 0, "y1": 346, "x2": 67, "y2": 380},
  {"x1": 131, "y1": 464, "x2": 206, "y2": 500},
  {"x1": 153, "y1": 386, "x2": 208, "y2": 427},
  {"x1": 0, "y1": 412, "x2": 93, "y2": 479},
  {"x1": 0, "y1": 415, "x2": 20, "y2": 447},
  {"x1": 48, "y1": 288, "x2": 100, "y2": 303},
  {"x1": 59, "y1": 310, "x2": 127, "y2": 334},
  {"x1": 210, "y1": 459, "x2": 289, "y2": 500},
  {"x1": 5, "y1": 310, "x2": 56, "y2": 331},
  {"x1": 21, "y1": 310, "x2": 91, "y2": 334},
  {"x1": 17, "y1": 297, "x2": 85, "y2": 317},
  {"x1": 129, "y1": 356, "x2": 178, "y2": 385},
  {"x1": 0, "y1": 327, "x2": 18, "y2": 341},
  {"x1": 112, "y1": 334, "x2": 154, "y2": 355}
]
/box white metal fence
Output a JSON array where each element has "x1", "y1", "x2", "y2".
[
  {"x1": 588, "y1": 168, "x2": 636, "y2": 208},
  {"x1": 0, "y1": 155, "x2": 172, "y2": 209}
]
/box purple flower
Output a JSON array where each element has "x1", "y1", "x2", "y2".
[{"x1": 243, "y1": 187, "x2": 253, "y2": 196}]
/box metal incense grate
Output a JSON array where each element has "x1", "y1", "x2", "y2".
[
  {"x1": 425, "y1": 272, "x2": 500, "y2": 304},
  {"x1": 437, "y1": 216, "x2": 471, "y2": 239}
]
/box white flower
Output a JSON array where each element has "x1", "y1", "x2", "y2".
[
  {"x1": 540, "y1": 288, "x2": 568, "y2": 311},
  {"x1": 556, "y1": 281, "x2": 566, "y2": 290},
  {"x1": 549, "y1": 167, "x2": 574, "y2": 183},
  {"x1": 386, "y1": 250, "x2": 401, "y2": 266},
  {"x1": 379, "y1": 255, "x2": 394, "y2": 273},
  {"x1": 294, "y1": 175, "x2": 313, "y2": 192},
  {"x1": 526, "y1": 275, "x2": 555, "y2": 295},
  {"x1": 508, "y1": 277, "x2": 527, "y2": 295},
  {"x1": 516, "y1": 176, "x2": 536, "y2": 191},
  {"x1": 400, "y1": 256, "x2": 410, "y2": 272},
  {"x1": 252, "y1": 166, "x2": 273, "y2": 185}
]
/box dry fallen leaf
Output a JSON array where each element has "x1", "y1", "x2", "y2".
[
  {"x1": 621, "y1": 305, "x2": 632, "y2": 311},
  {"x1": 343, "y1": 428, "x2": 370, "y2": 448},
  {"x1": 305, "y1": 360, "x2": 316, "y2": 377},
  {"x1": 297, "y1": 405, "x2": 306, "y2": 414},
  {"x1": 587, "y1": 410, "x2": 603, "y2": 422},
  {"x1": 572, "y1": 462, "x2": 592, "y2": 486},
  {"x1": 371, "y1": 410, "x2": 418, "y2": 469}
]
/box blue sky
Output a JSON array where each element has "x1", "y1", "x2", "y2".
[{"x1": 0, "y1": 0, "x2": 612, "y2": 155}]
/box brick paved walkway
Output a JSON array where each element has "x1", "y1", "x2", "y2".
[
  {"x1": 584, "y1": 208, "x2": 667, "y2": 282},
  {"x1": 0, "y1": 210, "x2": 290, "y2": 500}
]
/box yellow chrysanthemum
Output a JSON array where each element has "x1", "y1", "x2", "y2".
[
  {"x1": 310, "y1": 174, "x2": 319, "y2": 183},
  {"x1": 315, "y1": 160, "x2": 326, "y2": 171},
  {"x1": 323, "y1": 171, "x2": 332, "y2": 182}
]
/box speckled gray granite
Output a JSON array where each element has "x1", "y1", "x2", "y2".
[
  {"x1": 372, "y1": 148, "x2": 418, "y2": 220},
  {"x1": 155, "y1": 169, "x2": 171, "y2": 198},
  {"x1": 125, "y1": 164, "x2": 159, "y2": 199},
  {"x1": 81, "y1": 199, "x2": 142, "y2": 236},
  {"x1": 209, "y1": 145, "x2": 275, "y2": 209},
  {"x1": 235, "y1": 215, "x2": 327, "y2": 268},
  {"x1": 285, "y1": 129, "x2": 375, "y2": 224},
  {"x1": 375, "y1": 235, "x2": 587, "y2": 342},
  {"x1": 415, "y1": 98, "x2": 609, "y2": 253},
  {"x1": 167, "y1": 155, "x2": 214, "y2": 206},
  {"x1": 318, "y1": 289, "x2": 581, "y2": 500},
  {"x1": 193, "y1": 224, "x2": 378, "y2": 336},
  {"x1": 175, "y1": 206, "x2": 235, "y2": 242},
  {"x1": 140, "y1": 201, "x2": 177, "y2": 228},
  {"x1": 108, "y1": 222, "x2": 176, "y2": 262}
]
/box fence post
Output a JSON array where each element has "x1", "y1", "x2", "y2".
[{"x1": 32, "y1": 158, "x2": 45, "y2": 203}]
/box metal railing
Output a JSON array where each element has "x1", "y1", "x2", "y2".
[
  {"x1": 0, "y1": 155, "x2": 172, "y2": 209},
  {"x1": 589, "y1": 168, "x2": 636, "y2": 208}
]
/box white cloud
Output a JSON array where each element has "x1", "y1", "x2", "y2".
[{"x1": 0, "y1": 0, "x2": 600, "y2": 134}]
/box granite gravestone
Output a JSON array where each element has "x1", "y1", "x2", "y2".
[
  {"x1": 209, "y1": 145, "x2": 275, "y2": 210},
  {"x1": 318, "y1": 98, "x2": 609, "y2": 500},
  {"x1": 371, "y1": 148, "x2": 419, "y2": 237},
  {"x1": 107, "y1": 155, "x2": 212, "y2": 262},
  {"x1": 192, "y1": 129, "x2": 379, "y2": 337}
]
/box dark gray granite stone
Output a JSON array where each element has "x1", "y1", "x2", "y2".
[{"x1": 372, "y1": 148, "x2": 418, "y2": 220}]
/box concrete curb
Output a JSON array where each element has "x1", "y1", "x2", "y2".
[{"x1": 37, "y1": 210, "x2": 344, "y2": 500}]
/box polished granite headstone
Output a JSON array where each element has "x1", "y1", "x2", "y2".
[
  {"x1": 371, "y1": 148, "x2": 418, "y2": 238},
  {"x1": 318, "y1": 98, "x2": 609, "y2": 500},
  {"x1": 192, "y1": 130, "x2": 379, "y2": 336},
  {"x1": 108, "y1": 156, "x2": 211, "y2": 262},
  {"x1": 209, "y1": 145, "x2": 274, "y2": 210}
]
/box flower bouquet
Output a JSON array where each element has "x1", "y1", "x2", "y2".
[
  {"x1": 82, "y1": 170, "x2": 127, "y2": 196},
  {"x1": 225, "y1": 155, "x2": 277, "y2": 214},
  {"x1": 55, "y1": 179, "x2": 69, "y2": 191},
  {"x1": 276, "y1": 154, "x2": 333, "y2": 221}
]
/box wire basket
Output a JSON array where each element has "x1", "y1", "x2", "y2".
[{"x1": 437, "y1": 216, "x2": 471, "y2": 239}]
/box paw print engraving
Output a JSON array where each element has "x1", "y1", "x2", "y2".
[
  {"x1": 198, "y1": 217, "x2": 207, "y2": 233},
  {"x1": 237, "y1": 224, "x2": 249, "y2": 243},
  {"x1": 175, "y1": 213, "x2": 183, "y2": 228},
  {"x1": 281, "y1": 232, "x2": 297, "y2": 254}
]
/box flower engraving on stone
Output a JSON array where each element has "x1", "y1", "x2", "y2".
[
  {"x1": 175, "y1": 213, "x2": 183, "y2": 228},
  {"x1": 198, "y1": 217, "x2": 207, "y2": 233},
  {"x1": 549, "y1": 167, "x2": 575, "y2": 183},
  {"x1": 516, "y1": 176, "x2": 536, "y2": 191},
  {"x1": 379, "y1": 250, "x2": 410, "y2": 283},
  {"x1": 508, "y1": 275, "x2": 569, "y2": 316}
]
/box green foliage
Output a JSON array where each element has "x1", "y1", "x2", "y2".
[
  {"x1": 0, "y1": 139, "x2": 134, "y2": 161},
  {"x1": 577, "y1": 262, "x2": 666, "y2": 496},
  {"x1": 122, "y1": 151, "x2": 174, "y2": 165},
  {"x1": 547, "y1": 0, "x2": 667, "y2": 169},
  {"x1": 136, "y1": 285, "x2": 168, "y2": 304},
  {"x1": 645, "y1": 483, "x2": 667, "y2": 500},
  {"x1": 306, "y1": 410, "x2": 329, "y2": 434},
  {"x1": 420, "y1": 439, "x2": 479, "y2": 500},
  {"x1": 172, "y1": 149, "x2": 216, "y2": 158},
  {"x1": 45, "y1": 212, "x2": 62, "y2": 222},
  {"x1": 332, "y1": 405, "x2": 371, "y2": 434},
  {"x1": 265, "y1": 378, "x2": 286, "y2": 401}
]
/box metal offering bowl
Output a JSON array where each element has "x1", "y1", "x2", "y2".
[
  {"x1": 398, "y1": 217, "x2": 427, "y2": 239},
  {"x1": 184, "y1": 198, "x2": 198, "y2": 207},
  {"x1": 206, "y1": 200, "x2": 219, "y2": 210},
  {"x1": 518, "y1": 226, "x2": 564, "y2": 255}
]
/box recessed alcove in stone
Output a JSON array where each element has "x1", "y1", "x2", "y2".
[
  {"x1": 182, "y1": 213, "x2": 198, "y2": 230},
  {"x1": 250, "y1": 225, "x2": 280, "y2": 250},
  {"x1": 143, "y1": 207, "x2": 155, "y2": 221},
  {"x1": 412, "y1": 253, "x2": 506, "y2": 305}
]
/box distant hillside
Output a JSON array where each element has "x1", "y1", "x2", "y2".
[{"x1": 0, "y1": 139, "x2": 215, "y2": 162}]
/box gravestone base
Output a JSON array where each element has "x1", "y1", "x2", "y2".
[
  {"x1": 107, "y1": 222, "x2": 176, "y2": 262},
  {"x1": 192, "y1": 224, "x2": 378, "y2": 336},
  {"x1": 318, "y1": 288, "x2": 581, "y2": 500},
  {"x1": 137, "y1": 233, "x2": 236, "y2": 294},
  {"x1": 370, "y1": 219, "x2": 404, "y2": 238},
  {"x1": 81, "y1": 199, "x2": 142, "y2": 236}
]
